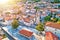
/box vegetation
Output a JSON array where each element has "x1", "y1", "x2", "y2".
[
  {"x1": 44, "y1": 12, "x2": 58, "y2": 22},
  {"x1": 57, "y1": 21, "x2": 60, "y2": 24},
  {"x1": 33, "y1": 0, "x2": 40, "y2": 2},
  {"x1": 57, "y1": 19, "x2": 60, "y2": 24},
  {"x1": 44, "y1": 16, "x2": 51, "y2": 22},
  {"x1": 51, "y1": 0, "x2": 60, "y2": 3},
  {"x1": 34, "y1": 6, "x2": 40, "y2": 11},
  {"x1": 44, "y1": 16, "x2": 58, "y2": 22},
  {"x1": 51, "y1": 18, "x2": 58, "y2": 22},
  {"x1": 11, "y1": 19, "x2": 19, "y2": 29},
  {"x1": 48, "y1": 13, "x2": 53, "y2": 17},
  {"x1": 45, "y1": 13, "x2": 53, "y2": 22},
  {"x1": 58, "y1": 5, "x2": 60, "y2": 8},
  {"x1": 36, "y1": 23, "x2": 44, "y2": 31},
  {"x1": 54, "y1": 0, "x2": 60, "y2": 3},
  {"x1": 28, "y1": 2, "x2": 32, "y2": 3},
  {"x1": 34, "y1": 6, "x2": 40, "y2": 23},
  {"x1": 2, "y1": 34, "x2": 6, "y2": 39}
]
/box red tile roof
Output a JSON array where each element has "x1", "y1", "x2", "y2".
[
  {"x1": 45, "y1": 22, "x2": 60, "y2": 29},
  {"x1": 4, "y1": 17, "x2": 12, "y2": 21},
  {"x1": 0, "y1": 36, "x2": 2, "y2": 40},
  {"x1": 29, "y1": 16, "x2": 34, "y2": 19},
  {"x1": 56, "y1": 14, "x2": 60, "y2": 16},
  {"x1": 46, "y1": 32, "x2": 58, "y2": 40},
  {"x1": 19, "y1": 29, "x2": 33, "y2": 38},
  {"x1": 23, "y1": 18, "x2": 30, "y2": 23},
  {"x1": 50, "y1": 9, "x2": 57, "y2": 12}
]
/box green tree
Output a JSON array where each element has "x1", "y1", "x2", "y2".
[
  {"x1": 34, "y1": 6, "x2": 40, "y2": 23},
  {"x1": 57, "y1": 21, "x2": 60, "y2": 24},
  {"x1": 33, "y1": 0, "x2": 40, "y2": 2},
  {"x1": 11, "y1": 19, "x2": 19, "y2": 29},
  {"x1": 44, "y1": 16, "x2": 51, "y2": 22},
  {"x1": 48, "y1": 12, "x2": 52, "y2": 17},
  {"x1": 54, "y1": 0, "x2": 59, "y2": 3},
  {"x1": 50, "y1": 0, "x2": 60, "y2": 3},
  {"x1": 58, "y1": 5, "x2": 60, "y2": 9},
  {"x1": 53, "y1": 12, "x2": 57, "y2": 18},
  {"x1": 36, "y1": 23, "x2": 44, "y2": 31},
  {"x1": 57, "y1": 19, "x2": 60, "y2": 24},
  {"x1": 34, "y1": 6, "x2": 40, "y2": 12},
  {"x1": 51, "y1": 18, "x2": 58, "y2": 22}
]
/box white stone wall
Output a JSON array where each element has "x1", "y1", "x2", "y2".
[
  {"x1": 45, "y1": 26, "x2": 60, "y2": 37},
  {"x1": 45, "y1": 26, "x2": 55, "y2": 33}
]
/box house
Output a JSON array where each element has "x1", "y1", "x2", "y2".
[
  {"x1": 0, "y1": 16, "x2": 3, "y2": 21},
  {"x1": 23, "y1": 17, "x2": 34, "y2": 26},
  {"x1": 23, "y1": 18, "x2": 30, "y2": 23},
  {"x1": 19, "y1": 29, "x2": 33, "y2": 38},
  {"x1": 45, "y1": 22, "x2": 60, "y2": 38},
  {"x1": 56, "y1": 14, "x2": 60, "y2": 19},
  {"x1": 4, "y1": 17, "x2": 11, "y2": 21},
  {"x1": 40, "y1": 11, "x2": 47, "y2": 23},
  {"x1": 50, "y1": 9, "x2": 57, "y2": 12},
  {"x1": 46, "y1": 31, "x2": 58, "y2": 40},
  {"x1": 0, "y1": 36, "x2": 2, "y2": 40}
]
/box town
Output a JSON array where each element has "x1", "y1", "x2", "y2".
[{"x1": 0, "y1": 0, "x2": 60, "y2": 40}]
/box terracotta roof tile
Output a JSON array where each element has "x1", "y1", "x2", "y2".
[
  {"x1": 50, "y1": 9, "x2": 57, "y2": 12},
  {"x1": 19, "y1": 29, "x2": 33, "y2": 38},
  {"x1": 46, "y1": 32, "x2": 58, "y2": 40},
  {"x1": 23, "y1": 18, "x2": 30, "y2": 23},
  {"x1": 56, "y1": 14, "x2": 60, "y2": 16},
  {"x1": 45, "y1": 22, "x2": 60, "y2": 29}
]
